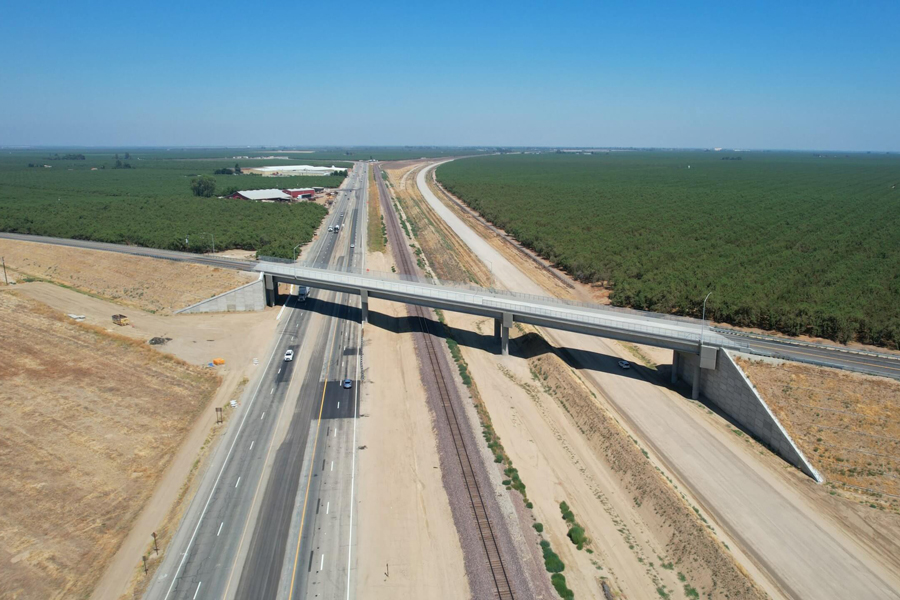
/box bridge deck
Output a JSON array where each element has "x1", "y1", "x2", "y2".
[{"x1": 256, "y1": 264, "x2": 739, "y2": 354}]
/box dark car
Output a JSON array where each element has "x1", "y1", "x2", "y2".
[{"x1": 342, "y1": 378, "x2": 353, "y2": 389}]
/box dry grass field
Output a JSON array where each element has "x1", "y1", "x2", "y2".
[
  {"x1": 0, "y1": 290, "x2": 220, "y2": 599},
  {"x1": 0, "y1": 238, "x2": 252, "y2": 313},
  {"x1": 739, "y1": 357, "x2": 900, "y2": 509}
]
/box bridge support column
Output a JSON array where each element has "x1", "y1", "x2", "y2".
[
  {"x1": 501, "y1": 312, "x2": 512, "y2": 356},
  {"x1": 691, "y1": 362, "x2": 701, "y2": 400},
  {"x1": 671, "y1": 351, "x2": 679, "y2": 383},
  {"x1": 360, "y1": 289, "x2": 368, "y2": 324},
  {"x1": 264, "y1": 274, "x2": 276, "y2": 307}
]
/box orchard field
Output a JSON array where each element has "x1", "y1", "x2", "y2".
[
  {"x1": 436, "y1": 152, "x2": 900, "y2": 347},
  {"x1": 0, "y1": 149, "x2": 343, "y2": 257}
]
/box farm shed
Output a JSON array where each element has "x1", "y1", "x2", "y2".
[
  {"x1": 283, "y1": 188, "x2": 316, "y2": 199},
  {"x1": 230, "y1": 189, "x2": 293, "y2": 202}
]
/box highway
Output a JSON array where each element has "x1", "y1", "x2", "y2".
[
  {"x1": 715, "y1": 327, "x2": 900, "y2": 379},
  {"x1": 142, "y1": 163, "x2": 367, "y2": 600}
]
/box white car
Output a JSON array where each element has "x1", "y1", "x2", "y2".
[
  {"x1": 617, "y1": 360, "x2": 631, "y2": 369},
  {"x1": 284, "y1": 349, "x2": 294, "y2": 362},
  {"x1": 350, "y1": 244, "x2": 355, "y2": 249}
]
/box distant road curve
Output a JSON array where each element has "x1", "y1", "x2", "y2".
[{"x1": 3, "y1": 230, "x2": 899, "y2": 380}]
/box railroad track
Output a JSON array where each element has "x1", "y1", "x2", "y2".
[{"x1": 375, "y1": 166, "x2": 515, "y2": 600}]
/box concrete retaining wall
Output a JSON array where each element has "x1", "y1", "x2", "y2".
[
  {"x1": 175, "y1": 274, "x2": 266, "y2": 314},
  {"x1": 677, "y1": 349, "x2": 822, "y2": 482}
]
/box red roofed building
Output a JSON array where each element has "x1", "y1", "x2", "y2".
[{"x1": 283, "y1": 188, "x2": 316, "y2": 199}]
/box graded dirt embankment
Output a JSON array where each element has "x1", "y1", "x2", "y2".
[
  {"x1": 0, "y1": 238, "x2": 253, "y2": 313},
  {"x1": 0, "y1": 290, "x2": 220, "y2": 600}
]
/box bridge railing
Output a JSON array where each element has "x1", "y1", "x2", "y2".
[
  {"x1": 313, "y1": 265, "x2": 705, "y2": 327},
  {"x1": 482, "y1": 298, "x2": 704, "y2": 345}
]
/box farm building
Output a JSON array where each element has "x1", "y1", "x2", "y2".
[
  {"x1": 244, "y1": 165, "x2": 347, "y2": 177},
  {"x1": 230, "y1": 189, "x2": 292, "y2": 202},
  {"x1": 284, "y1": 188, "x2": 316, "y2": 199}
]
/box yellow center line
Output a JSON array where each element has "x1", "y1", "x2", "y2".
[{"x1": 287, "y1": 311, "x2": 341, "y2": 600}]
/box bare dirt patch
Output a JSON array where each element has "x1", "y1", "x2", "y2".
[
  {"x1": 355, "y1": 297, "x2": 470, "y2": 598},
  {"x1": 0, "y1": 238, "x2": 253, "y2": 313},
  {"x1": 0, "y1": 290, "x2": 221, "y2": 600}
]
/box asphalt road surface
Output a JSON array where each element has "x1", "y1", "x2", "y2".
[
  {"x1": 716, "y1": 328, "x2": 900, "y2": 379},
  {"x1": 142, "y1": 163, "x2": 367, "y2": 600}
]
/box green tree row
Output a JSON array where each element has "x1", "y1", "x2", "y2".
[{"x1": 437, "y1": 152, "x2": 900, "y2": 348}]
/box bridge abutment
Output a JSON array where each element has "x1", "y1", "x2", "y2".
[{"x1": 675, "y1": 348, "x2": 822, "y2": 481}]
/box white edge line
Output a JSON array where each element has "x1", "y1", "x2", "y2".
[
  {"x1": 161, "y1": 296, "x2": 294, "y2": 600},
  {"x1": 346, "y1": 321, "x2": 362, "y2": 599}
]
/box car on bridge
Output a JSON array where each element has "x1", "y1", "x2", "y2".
[
  {"x1": 342, "y1": 378, "x2": 353, "y2": 389},
  {"x1": 284, "y1": 349, "x2": 294, "y2": 362}
]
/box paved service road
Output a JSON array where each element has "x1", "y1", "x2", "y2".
[{"x1": 142, "y1": 163, "x2": 367, "y2": 600}]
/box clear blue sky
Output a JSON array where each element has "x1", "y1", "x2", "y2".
[{"x1": 1, "y1": 0, "x2": 897, "y2": 150}]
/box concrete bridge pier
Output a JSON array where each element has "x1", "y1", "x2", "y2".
[
  {"x1": 360, "y1": 289, "x2": 368, "y2": 324},
  {"x1": 500, "y1": 312, "x2": 512, "y2": 356},
  {"x1": 264, "y1": 274, "x2": 276, "y2": 307},
  {"x1": 671, "y1": 351, "x2": 679, "y2": 384},
  {"x1": 692, "y1": 363, "x2": 702, "y2": 400}
]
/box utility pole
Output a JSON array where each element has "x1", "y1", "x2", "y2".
[
  {"x1": 292, "y1": 242, "x2": 302, "y2": 262},
  {"x1": 152, "y1": 531, "x2": 159, "y2": 554},
  {"x1": 2, "y1": 257, "x2": 7, "y2": 285},
  {"x1": 700, "y1": 292, "x2": 713, "y2": 346}
]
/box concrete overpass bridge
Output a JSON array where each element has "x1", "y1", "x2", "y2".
[{"x1": 258, "y1": 263, "x2": 734, "y2": 397}]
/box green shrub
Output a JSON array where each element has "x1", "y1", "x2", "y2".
[
  {"x1": 542, "y1": 545, "x2": 565, "y2": 573},
  {"x1": 533, "y1": 522, "x2": 543, "y2": 533},
  {"x1": 550, "y1": 573, "x2": 574, "y2": 599},
  {"x1": 567, "y1": 525, "x2": 587, "y2": 546}
]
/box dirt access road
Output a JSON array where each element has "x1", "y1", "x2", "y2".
[{"x1": 416, "y1": 161, "x2": 900, "y2": 599}]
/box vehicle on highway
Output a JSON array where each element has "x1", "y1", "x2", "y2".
[
  {"x1": 350, "y1": 244, "x2": 355, "y2": 249},
  {"x1": 284, "y1": 349, "x2": 294, "y2": 362},
  {"x1": 334, "y1": 225, "x2": 340, "y2": 233},
  {"x1": 328, "y1": 226, "x2": 334, "y2": 232},
  {"x1": 342, "y1": 378, "x2": 352, "y2": 389},
  {"x1": 297, "y1": 286, "x2": 309, "y2": 302},
  {"x1": 618, "y1": 360, "x2": 631, "y2": 369}
]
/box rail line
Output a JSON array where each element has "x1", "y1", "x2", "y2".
[{"x1": 375, "y1": 165, "x2": 514, "y2": 599}]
